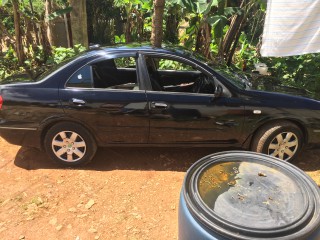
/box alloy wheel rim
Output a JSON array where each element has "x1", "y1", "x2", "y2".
[
  {"x1": 268, "y1": 132, "x2": 298, "y2": 161},
  {"x1": 52, "y1": 131, "x2": 86, "y2": 162}
]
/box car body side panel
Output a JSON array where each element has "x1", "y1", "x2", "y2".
[
  {"x1": 241, "y1": 91, "x2": 320, "y2": 147},
  {"x1": 0, "y1": 54, "x2": 101, "y2": 148},
  {"x1": 0, "y1": 86, "x2": 62, "y2": 148},
  {"x1": 59, "y1": 88, "x2": 149, "y2": 145},
  {"x1": 146, "y1": 91, "x2": 245, "y2": 146}
]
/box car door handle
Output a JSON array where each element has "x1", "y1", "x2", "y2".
[
  {"x1": 151, "y1": 102, "x2": 168, "y2": 109},
  {"x1": 71, "y1": 98, "x2": 86, "y2": 106}
]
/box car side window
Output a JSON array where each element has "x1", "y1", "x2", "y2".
[
  {"x1": 66, "y1": 56, "x2": 139, "y2": 90},
  {"x1": 157, "y1": 59, "x2": 195, "y2": 71},
  {"x1": 114, "y1": 57, "x2": 136, "y2": 69},
  {"x1": 145, "y1": 56, "x2": 216, "y2": 94},
  {"x1": 67, "y1": 65, "x2": 93, "y2": 88},
  {"x1": 92, "y1": 57, "x2": 139, "y2": 90}
]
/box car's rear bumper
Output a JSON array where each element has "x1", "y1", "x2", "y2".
[{"x1": 0, "y1": 127, "x2": 41, "y2": 148}]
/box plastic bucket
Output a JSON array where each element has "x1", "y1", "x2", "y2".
[{"x1": 179, "y1": 151, "x2": 320, "y2": 240}]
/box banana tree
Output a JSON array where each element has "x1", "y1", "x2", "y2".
[
  {"x1": 175, "y1": 0, "x2": 242, "y2": 61},
  {"x1": 0, "y1": 0, "x2": 74, "y2": 66},
  {"x1": 114, "y1": 0, "x2": 152, "y2": 43}
]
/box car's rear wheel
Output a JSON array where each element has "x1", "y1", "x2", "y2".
[
  {"x1": 251, "y1": 121, "x2": 303, "y2": 161},
  {"x1": 44, "y1": 122, "x2": 97, "y2": 166}
]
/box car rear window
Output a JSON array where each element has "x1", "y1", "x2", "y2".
[{"x1": 66, "y1": 65, "x2": 93, "y2": 88}]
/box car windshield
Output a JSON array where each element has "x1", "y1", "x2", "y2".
[{"x1": 214, "y1": 68, "x2": 250, "y2": 90}]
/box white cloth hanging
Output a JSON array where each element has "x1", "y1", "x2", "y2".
[{"x1": 261, "y1": 0, "x2": 320, "y2": 57}]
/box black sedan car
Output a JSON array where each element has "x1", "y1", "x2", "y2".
[{"x1": 0, "y1": 45, "x2": 320, "y2": 166}]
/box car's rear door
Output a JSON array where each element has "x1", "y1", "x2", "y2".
[{"x1": 59, "y1": 53, "x2": 149, "y2": 145}]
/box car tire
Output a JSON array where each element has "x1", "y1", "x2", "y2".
[
  {"x1": 44, "y1": 122, "x2": 97, "y2": 167},
  {"x1": 251, "y1": 121, "x2": 303, "y2": 162}
]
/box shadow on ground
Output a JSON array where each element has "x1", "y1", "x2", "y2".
[
  {"x1": 14, "y1": 146, "x2": 320, "y2": 174},
  {"x1": 14, "y1": 146, "x2": 220, "y2": 172}
]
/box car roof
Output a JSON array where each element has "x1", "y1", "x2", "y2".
[{"x1": 87, "y1": 43, "x2": 195, "y2": 58}]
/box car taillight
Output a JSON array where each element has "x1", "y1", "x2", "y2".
[{"x1": 0, "y1": 95, "x2": 3, "y2": 110}]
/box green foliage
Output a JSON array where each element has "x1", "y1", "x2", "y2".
[
  {"x1": 233, "y1": 32, "x2": 259, "y2": 70},
  {"x1": 231, "y1": 32, "x2": 320, "y2": 98},
  {"x1": 0, "y1": 45, "x2": 86, "y2": 81},
  {"x1": 46, "y1": 7, "x2": 73, "y2": 22},
  {"x1": 114, "y1": 57, "x2": 136, "y2": 68},
  {"x1": 24, "y1": 0, "x2": 42, "y2": 11},
  {"x1": 207, "y1": 15, "x2": 227, "y2": 38},
  {"x1": 48, "y1": 44, "x2": 86, "y2": 64},
  {"x1": 175, "y1": 0, "x2": 242, "y2": 50},
  {"x1": 262, "y1": 54, "x2": 320, "y2": 99},
  {"x1": 0, "y1": 0, "x2": 9, "y2": 6},
  {"x1": 115, "y1": 34, "x2": 126, "y2": 44},
  {"x1": 158, "y1": 59, "x2": 194, "y2": 70},
  {"x1": 0, "y1": 47, "x2": 19, "y2": 79},
  {"x1": 173, "y1": 0, "x2": 217, "y2": 14},
  {"x1": 256, "y1": 0, "x2": 267, "y2": 11}
]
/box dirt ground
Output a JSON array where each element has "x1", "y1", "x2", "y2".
[{"x1": 0, "y1": 137, "x2": 319, "y2": 240}]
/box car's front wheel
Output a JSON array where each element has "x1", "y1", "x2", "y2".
[
  {"x1": 251, "y1": 121, "x2": 303, "y2": 161},
  {"x1": 44, "y1": 122, "x2": 97, "y2": 166}
]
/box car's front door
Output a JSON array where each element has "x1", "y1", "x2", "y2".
[
  {"x1": 59, "y1": 54, "x2": 149, "y2": 145},
  {"x1": 143, "y1": 54, "x2": 245, "y2": 146}
]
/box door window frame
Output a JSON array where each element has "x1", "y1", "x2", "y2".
[
  {"x1": 140, "y1": 52, "x2": 220, "y2": 94},
  {"x1": 63, "y1": 52, "x2": 147, "y2": 92}
]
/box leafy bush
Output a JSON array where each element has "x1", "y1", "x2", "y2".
[
  {"x1": 263, "y1": 54, "x2": 320, "y2": 99},
  {"x1": 0, "y1": 47, "x2": 20, "y2": 79},
  {"x1": 0, "y1": 45, "x2": 86, "y2": 82},
  {"x1": 48, "y1": 44, "x2": 87, "y2": 64},
  {"x1": 232, "y1": 32, "x2": 320, "y2": 99}
]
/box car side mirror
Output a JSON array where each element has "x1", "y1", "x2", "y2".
[{"x1": 214, "y1": 85, "x2": 223, "y2": 98}]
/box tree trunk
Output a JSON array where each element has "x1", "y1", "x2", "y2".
[
  {"x1": 25, "y1": 16, "x2": 36, "y2": 54},
  {"x1": 64, "y1": 14, "x2": 72, "y2": 48},
  {"x1": 12, "y1": 0, "x2": 25, "y2": 66},
  {"x1": 29, "y1": 0, "x2": 40, "y2": 46},
  {"x1": 69, "y1": 0, "x2": 88, "y2": 48},
  {"x1": 195, "y1": 19, "x2": 212, "y2": 59},
  {"x1": 124, "y1": 11, "x2": 132, "y2": 43},
  {"x1": 165, "y1": 6, "x2": 179, "y2": 44},
  {"x1": 45, "y1": 0, "x2": 54, "y2": 46},
  {"x1": 114, "y1": 9, "x2": 123, "y2": 37},
  {"x1": 39, "y1": 21, "x2": 52, "y2": 64},
  {"x1": 226, "y1": 25, "x2": 242, "y2": 66},
  {"x1": 150, "y1": 0, "x2": 165, "y2": 48},
  {"x1": 136, "y1": 9, "x2": 144, "y2": 42},
  {"x1": 223, "y1": 14, "x2": 244, "y2": 56},
  {"x1": 222, "y1": 0, "x2": 245, "y2": 63}
]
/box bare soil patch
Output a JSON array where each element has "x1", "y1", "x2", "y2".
[{"x1": 0, "y1": 137, "x2": 319, "y2": 240}]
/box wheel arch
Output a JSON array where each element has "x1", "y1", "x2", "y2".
[
  {"x1": 243, "y1": 118, "x2": 308, "y2": 150},
  {"x1": 39, "y1": 116, "x2": 99, "y2": 151}
]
